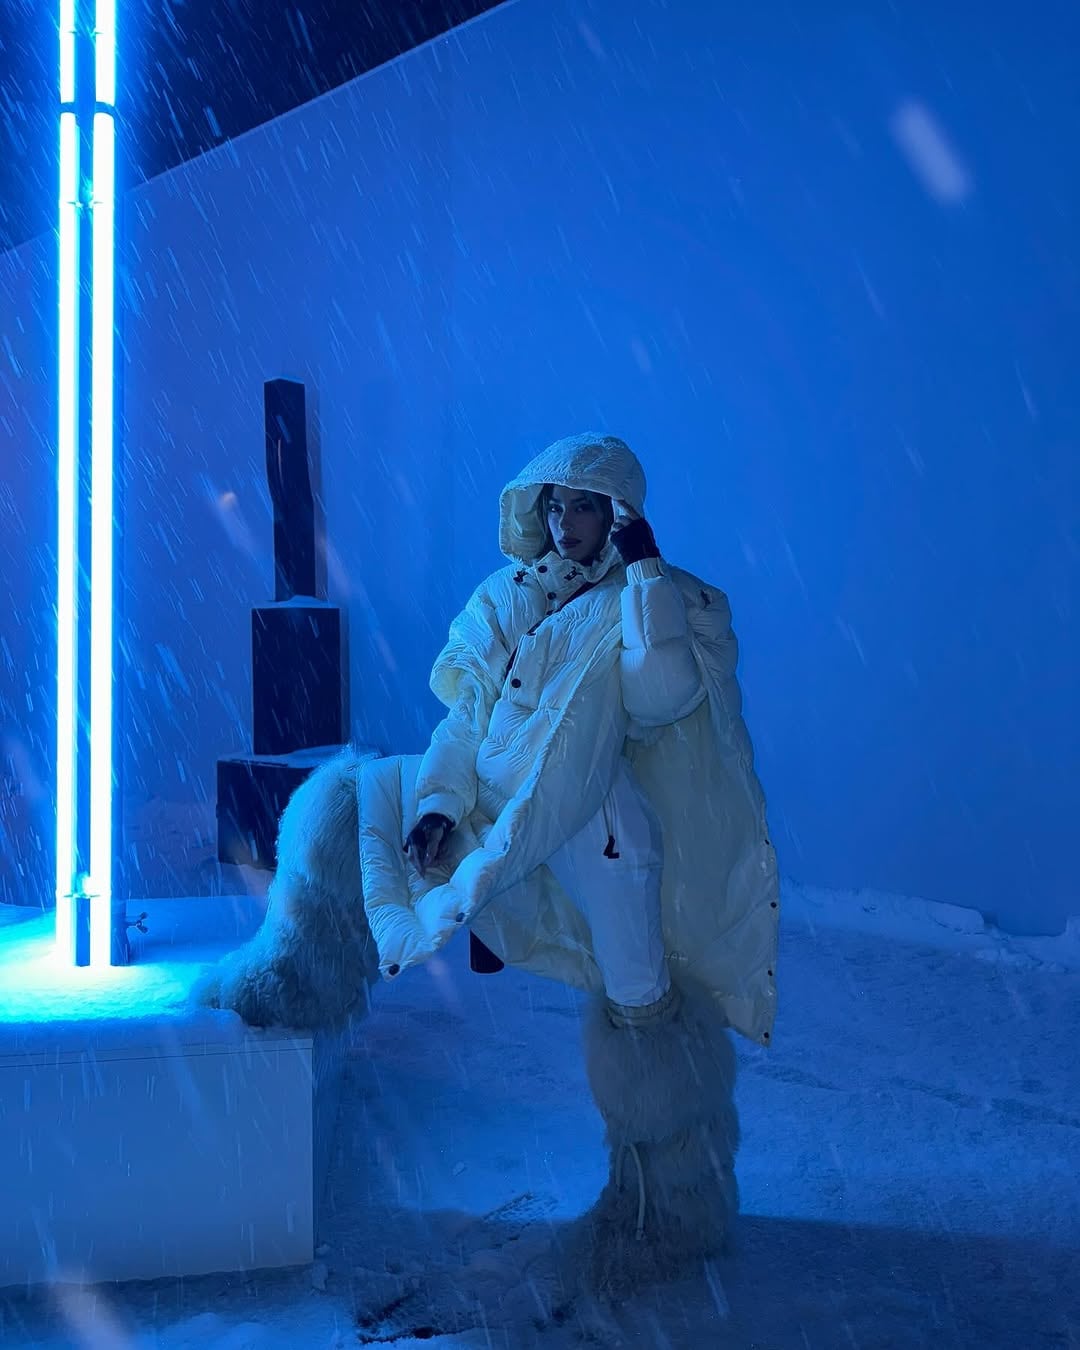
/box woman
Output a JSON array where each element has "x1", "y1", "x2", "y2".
[{"x1": 196, "y1": 433, "x2": 779, "y2": 1294}]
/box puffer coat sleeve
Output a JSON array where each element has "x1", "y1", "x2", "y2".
[
  {"x1": 620, "y1": 558, "x2": 709, "y2": 726},
  {"x1": 413, "y1": 579, "x2": 510, "y2": 828}
]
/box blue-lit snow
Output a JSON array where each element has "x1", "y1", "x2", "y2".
[{"x1": 1, "y1": 884, "x2": 1077, "y2": 1348}]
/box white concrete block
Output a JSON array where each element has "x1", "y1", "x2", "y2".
[{"x1": 0, "y1": 899, "x2": 351, "y2": 1288}]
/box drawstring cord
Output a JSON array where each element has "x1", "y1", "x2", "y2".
[
  {"x1": 616, "y1": 1141, "x2": 647, "y2": 1240},
  {"x1": 601, "y1": 795, "x2": 619, "y2": 859}
]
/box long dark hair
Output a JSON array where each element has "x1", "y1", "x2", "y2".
[{"x1": 535, "y1": 484, "x2": 615, "y2": 560}]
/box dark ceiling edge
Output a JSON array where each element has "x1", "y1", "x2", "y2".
[
  {"x1": 127, "y1": 0, "x2": 519, "y2": 201},
  {"x1": 0, "y1": 0, "x2": 519, "y2": 261}
]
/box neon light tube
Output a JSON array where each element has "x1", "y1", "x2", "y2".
[
  {"x1": 55, "y1": 108, "x2": 79, "y2": 963},
  {"x1": 59, "y1": 0, "x2": 76, "y2": 105},
  {"x1": 88, "y1": 109, "x2": 115, "y2": 967},
  {"x1": 95, "y1": 0, "x2": 116, "y2": 108}
]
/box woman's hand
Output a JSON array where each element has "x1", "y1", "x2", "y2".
[
  {"x1": 611, "y1": 498, "x2": 641, "y2": 530},
  {"x1": 610, "y1": 499, "x2": 660, "y2": 564},
  {"x1": 404, "y1": 812, "x2": 453, "y2": 878}
]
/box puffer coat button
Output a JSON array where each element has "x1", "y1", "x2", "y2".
[
  {"x1": 538, "y1": 565, "x2": 548, "y2": 573},
  {"x1": 547, "y1": 591, "x2": 556, "y2": 600},
  {"x1": 511, "y1": 678, "x2": 522, "y2": 688}
]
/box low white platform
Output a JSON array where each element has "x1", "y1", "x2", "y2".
[{"x1": 0, "y1": 897, "x2": 350, "y2": 1288}]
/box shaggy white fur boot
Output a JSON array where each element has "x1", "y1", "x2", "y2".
[
  {"x1": 565, "y1": 979, "x2": 740, "y2": 1297},
  {"x1": 192, "y1": 748, "x2": 378, "y2": 1030}
]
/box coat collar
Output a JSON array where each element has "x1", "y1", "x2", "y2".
[{"x1": 516, "y1": 540, "x2": 622, "y2": 598}]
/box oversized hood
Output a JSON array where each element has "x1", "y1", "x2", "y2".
[{"x1": 499, "y1": 434, "x2": 648, "y2": 564}]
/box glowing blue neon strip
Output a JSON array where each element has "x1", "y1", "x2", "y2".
[
  {"x1": 57, "y1": 1, "x2": 119, "y2": 964},
  {"x1": 88, "y1": 108, "x2": 115, "y2": 966},
  {"x1": 55, "y1": 109, "x2": 79, "y2": 964},
  {"x1": 59, "y1": 0, "x2": 76, "y2": 104},
  {"x1": 95, "y1": 0, "x2": 115, "y2": 108}
]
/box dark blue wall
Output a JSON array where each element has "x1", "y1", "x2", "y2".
[
  {"x1": 424, "y1": 0, "x2": 1079, "y2": 933},
  {"x1": 2, "y1": 0, "x2": 1076, "y2": 931}
]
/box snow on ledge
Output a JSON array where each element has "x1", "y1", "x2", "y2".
[
  {"x1": 0, "y1": 895, "x2": 291, "y2": 1060},
  {"x1": 783, "y1": 881, "x2": 1080, "y2": 973}
]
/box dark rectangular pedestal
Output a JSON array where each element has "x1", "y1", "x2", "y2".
[
  {"x1": 217, "y1": 748, "x2": 353, "y2": 871},
  {"x1": 252, "y1": 604, "x2": 343, "y2": 757}
]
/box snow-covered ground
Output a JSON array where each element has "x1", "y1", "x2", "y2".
[{"x1": 2, "y1": 883, "x2": 1078, "y2": 1349}]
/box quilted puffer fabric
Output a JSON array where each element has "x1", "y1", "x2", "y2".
[{"x1": 358, "y1": 434, "x2": 780, "y2": 1045}]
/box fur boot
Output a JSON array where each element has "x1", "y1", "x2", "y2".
[
  {"x1": 564, "y1": 978, "x2": 740, "y2": 1297},
  {"x1": 192, "y1": 749, "x2": 378, "y2": 1030}
]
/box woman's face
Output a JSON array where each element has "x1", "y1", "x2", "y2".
[{"x1": 546, "y1": 484, "x2": 610, "y2": 566}]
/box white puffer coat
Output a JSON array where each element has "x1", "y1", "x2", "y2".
[{"x1": 358, "y1": 435, "x2": 779, "y2": 1045}]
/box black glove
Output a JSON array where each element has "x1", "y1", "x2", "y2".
[
  {"x1": 611, "y1": 514, "x2": 661, "y2": 565},
  {"x1": 404, "y1": 812, "x2": 454, "y2": 878}
]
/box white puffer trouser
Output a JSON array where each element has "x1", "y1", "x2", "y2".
[{"x1": 546, "y1": 756, "x2": 670, "y2": 1008}]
